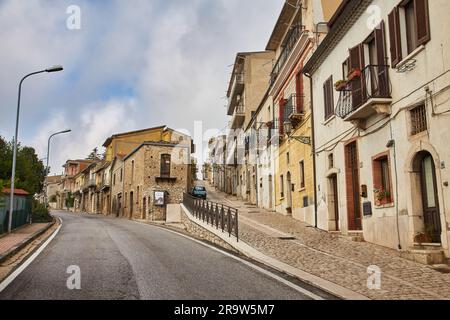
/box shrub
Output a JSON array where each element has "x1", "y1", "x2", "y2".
[{"x1": 32, "y1": 201, "x2": 53, "y2": 223}]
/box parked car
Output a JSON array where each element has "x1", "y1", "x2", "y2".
[{"x1": 191, "y1": 186, "x2": 207, "y2": 199}]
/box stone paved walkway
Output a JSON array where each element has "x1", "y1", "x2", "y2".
[
  {"x1": 0, "y1": 224, "x2": 50, "y2": 258},
  {"x1": 205, "y1": 183, "x2": 450, "y2": 300}
]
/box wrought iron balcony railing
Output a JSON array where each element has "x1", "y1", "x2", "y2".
[
  {"x1": 284, "y1": 94, "x2": 305, "y2": 121},
  {"x1": 270, "y1": 25, "x2": 304, "y2": 86},
  {"x1": 335, "y1": 65, "x2": 391, "y2": 119}
]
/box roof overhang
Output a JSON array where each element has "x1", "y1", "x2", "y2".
[{"x1": 266, "y1": 0, "x2": 298, "y2": 51}]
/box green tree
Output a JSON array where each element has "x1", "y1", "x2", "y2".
[{"x1": 0, "y1": 136, "x2": 46, "y2": 195}]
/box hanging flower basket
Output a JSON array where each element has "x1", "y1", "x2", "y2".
[
  {"x1": 347, "y1": 68, "x2": 361, "y2": 81},
  {"x1": 334, "y1": 80, "x2": 348, "y2": 91}
]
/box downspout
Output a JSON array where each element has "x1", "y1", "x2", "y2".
[{"x1": 304, "y1": 72, "x2": 319, "y2": 228}]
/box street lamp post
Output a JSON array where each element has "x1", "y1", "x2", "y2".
[
  {"x1": 8, "y1": 65, "x2": 63, "y2": 233},
  {"x1": 45, "y1": 129, "x2": 71, "y2": 208}
]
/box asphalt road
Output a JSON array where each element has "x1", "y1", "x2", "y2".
[{"x1": 0, "y1": 211, "x2": 325, "y2": 300}]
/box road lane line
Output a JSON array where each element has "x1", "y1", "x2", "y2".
[
  {"x1": 0, "y1": 217, "x2": 63, "y2": 293},
  {"x1": 140, "y1": 222, "x2": 324, "y2": 300}
]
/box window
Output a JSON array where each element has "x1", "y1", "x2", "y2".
[
  {"x1": 328, "y1": 153, "x2": 334, "y2": 169},
  {"x1": 388, "y1": 0, "x2": 430, "y2": 67},
  {"x1": 131, "y1": 160, "x2": 135, "y2": 183},
  {"x1": 410, "y1": 104, "x2": 427, "y2": 135},
  {"x1": 160, "y1": 154, "x2": 171, "y2": 177},
  {"x1": 286, "y1": 152, "x2": 290, "y2": 165},
  {"x1": 372, "y1": 153, "x2": 393, "y2": 205},
  {"x1": 280, "y1": 175, "x2": 284, "y2": 198},
  {"x1": 299, "y1": 161, "x2": 305, "y2": 189},
  {"x1": 120, "y1": 168, "x2": 123, "y2": 182},
  {"x1": 323, "y1": 76, "x2": 334, "y2": 120},
  {"x1": 113, "y1": 173, "x2": 116, "y2": 186}
]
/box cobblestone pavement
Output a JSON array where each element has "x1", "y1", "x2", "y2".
[
  {"x1": 0, "y1": 224, "x2": 50, "y2": 256},
  {"x1": 205, "y1": 184, "x2": 450, "y2": 300}
]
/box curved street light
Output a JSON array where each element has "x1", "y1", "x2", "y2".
[
  {"x1": 8, "y1": 66, "x2": 64, "y2": 233},
  {"x1": 45, "y1": 129, "x2": 71, "y2": 207}
]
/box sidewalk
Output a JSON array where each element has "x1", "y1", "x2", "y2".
[
  {"x1": 204, "y1": 183, "x2": 450, "y2": 300},
  {"x1": 0, "y1": 223, "x2": 53, "y2": 263}
]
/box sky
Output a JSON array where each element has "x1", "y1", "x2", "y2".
[{"x1": 0, "y1": 0, "x2": 283, "y2": 175}]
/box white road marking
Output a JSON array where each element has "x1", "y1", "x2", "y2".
[
  {"x1": 142, "y1": 222, "x2": 325, "y2": 300},
  {"x1": 0, "y1": 217, "x2": 63, "y2": 293}
]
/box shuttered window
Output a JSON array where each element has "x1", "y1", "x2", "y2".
[
  {"x1": 160, "y1": 154, "x2": 171, "y2": 177},
  {"x1": 388, "y1": 0, "x2": 430, "y2": 68},
  {"x1": 323, "y1": 76, "x2": 334, "y2": 120}
]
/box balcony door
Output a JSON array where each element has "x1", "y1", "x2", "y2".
[{"x1": 349, "y1": 44, "x2": 365, "y2": 110}]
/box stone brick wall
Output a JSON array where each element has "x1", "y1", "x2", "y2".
[
  {"x1": 124, "y1": 143, "x2": 190, "y2": 222},
  {"x1": 180, "y1": 205, "x2": 238, "y2": 253}
]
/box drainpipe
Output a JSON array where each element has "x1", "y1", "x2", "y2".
[{"x1": 304, "y1": 72, "x2": 319, "y2": 228}]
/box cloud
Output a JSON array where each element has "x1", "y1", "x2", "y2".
[{"x1": 0, "y1": 0, "x2": 283, "y2": 175}]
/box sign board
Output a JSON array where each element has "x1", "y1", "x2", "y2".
[
  {"x1": 363, "y1": 202, "x2": 372, "y2": 216},
  {"x1": 154, "y1": 191, "x2": 165, "y2": 206}
]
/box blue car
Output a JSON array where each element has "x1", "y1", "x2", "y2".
[{"x1": 191, "y1": 186, "x2": 207, "y2": 199}]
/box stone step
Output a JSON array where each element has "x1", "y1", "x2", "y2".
[{"x1": 400, "y1": 248, "x2": 446, "y2": 265}]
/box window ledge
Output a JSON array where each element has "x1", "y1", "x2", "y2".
[
  {"x1": 322, "y1": 115, "x2": 336, "y2": 126},
  {"x1": 374, "y1": 202, "x2": 395, "y2": 209},
  {"x1": 396, "y1": 45, "x2": 425, "y2": 70}
]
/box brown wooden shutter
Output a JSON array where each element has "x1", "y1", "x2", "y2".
[
  {"x1": 415, "y1": 0, "x2": 430, "y2": 46},
  {"x1": 323, "y1": 77, "x2": 334, "y2": 120},
  {"x1": 278, "y1": 98, "x2": 286, "y2": 135},
  {"x1": 388, "y1": 7, "x2": 402, "y2": 67},
  {"x1": 375, "y1": 22, "x2": 389, "y2": 97},
  {"x1": 295, "y1": 71, "x2": 304, "y2": 112},
  {"x1": 349, "y1": 45, "x2": 365, "y2": 108}
]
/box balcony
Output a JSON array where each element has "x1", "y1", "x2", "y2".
[
  {"x1": 230, "y1": 103, "x2": 245, "y2": 129},
  {"x1": 336, "y1": 65, "x2": 392, "y2": 125},
  {"x1": 227, "y1": 73, "x2": 245, "y2": 115},
  {"x1": 101, "y1": 179, "x2": 110, "y2": 191},
  {"x1": 270, "y1": 25, "x2": 305, "y2": 86},
  {"x1": 83, "y1": 179, "x2": 96, "y2": 191},
  {"x1": 284, "y1": 94, "x2": 305, "y2": 123}
]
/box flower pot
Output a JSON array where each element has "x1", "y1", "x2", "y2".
[
  {"x1": 348, "y1": 69, "x2": 361, "y2": 81},
  {"x1": 335, "y1": 82, "x2": 348, "y2": 91}
]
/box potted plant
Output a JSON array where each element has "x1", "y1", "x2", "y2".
[
  {"x1": 347, "y1": 68, "x2": 361, "y2": 81},
  {"x1": 374, "y1": 188, "x2": 391, "y2": 206},
  {"x1": 334, "y1": 80, "x2": 348, "y2": 91},
  {"x1": 414, "y1": 231, "x2": 433, "y2": 245},
  {"x1": 265, "y1": 120, "x2": 273, "y2": 128}
]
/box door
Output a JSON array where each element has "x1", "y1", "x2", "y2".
[
  {"x1": 330, "y1": 174, "x2": 340, "y2": 231},
  {"x1": 286, "y1": 172, "x2": 292, "y2": 214},
  {"x1": 345, "y1": 142, "x2": 362, "y2": 230},
  {"x1": 268, "y1": 175, "x2": 273, "y2": 210},
  {"x1": 129, "y1": 192, "x2": 134, "y2": 218},
  {"x1": 420, "y1": 154, "x2": 442, "y2": 243},
  {"x1": 349, "y1": 44, "x2": 365, "y2": 110}
]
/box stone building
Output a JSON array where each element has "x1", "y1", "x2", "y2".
[
  {"x1": 57, "y1": 159, "x2": 95, "y2": 210},
  {"x1": 303, "y1": 0, "x2": 450, "y2": 260},
  {"x1": 111, "y1": 155, "x2": 125, "y2": 218},
  {"x1": 269, "y1": 0, "x2": 341, "y2": 223},
  {"x1": 122, "y1": 142, "x2": 191, "y2": 221},
  {"x1": 226, "y1": 51, "x2": 275, "y2": 202}
]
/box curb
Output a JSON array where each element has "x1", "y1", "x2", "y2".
[
  {"x1": 179, "y1": 204, "x2": 370, "y2": 300},
  {"x1": 0, "y1": 220, "x2": 56, "y2": 264}
]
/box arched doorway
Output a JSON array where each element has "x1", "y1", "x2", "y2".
[
  {"x1": 286, "y1": 172, "x2": 292, "y2": 214},
  {"x1": 412, "y1": 151, "x2": 442, "y2": 243}
]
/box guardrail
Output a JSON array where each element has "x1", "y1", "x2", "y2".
[{"x1": 183, "y1": 193, "x2": 239, "y2": 241}]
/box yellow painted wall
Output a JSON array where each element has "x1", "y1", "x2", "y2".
[
  {"x1": 275, "y1": 112, "x2": 314, "y2": 214},
  {"x1": 104, "y1": 128, "x2": 171, "y2": 162}
]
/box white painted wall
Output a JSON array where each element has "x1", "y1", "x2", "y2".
[{"x1": 310, "y1": 0, "x2": 450, "y2": 254}]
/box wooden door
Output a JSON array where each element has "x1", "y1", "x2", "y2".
[
  {"x1": 420, "y1": 155, "x2": 442, "y2": 243},
  {"x1": 345, "y1": 142, "x2": 362, "y2": 230},
  {"x1": 331, "y1": 174, "x2": 340, "y2": 231}
]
